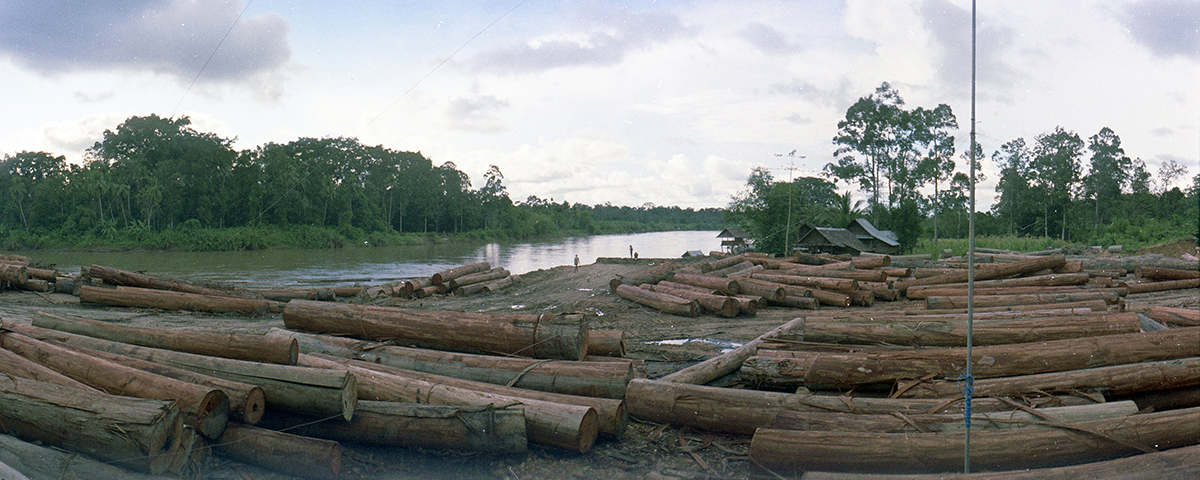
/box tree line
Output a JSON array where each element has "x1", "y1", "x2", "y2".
[
  {"x1": 730, "y1": 82, "x2": 1199, "y2": 253},
  {"x1": 0, "y1": 114, "x2": 722, "y2": 250}
]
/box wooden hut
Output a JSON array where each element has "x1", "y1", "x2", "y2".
[{"x1": 846, "y1": 218, "x2": 901, "y2": 254}]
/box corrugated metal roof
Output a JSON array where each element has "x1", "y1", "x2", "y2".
[
  {"x1": 796, "y1": 225, "x2": 869, "y2": 252},
  {"x1": 847, "y1": 218, "x2": 900, "y2": 247},
  {"x1": 718, "y1": 227, "x2": 748, "y2": 239}
]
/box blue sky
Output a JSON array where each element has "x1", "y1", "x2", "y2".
[{"x1": 2, "y1": 0, "x2": 1197, "y2": 209}]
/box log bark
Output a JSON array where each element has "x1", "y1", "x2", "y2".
[
  {"x1": 770, "y1": 295, "x2": 820, "y2": 310},
  {"x1": 740, "y1": 327, "x2": 1200, "y2": 389},
  {"x1": 905, "y1": 273, "x2": 1090, "y2": 298},
  {"x1": 214, "y1": 423, "x2": 341, "y2": 480},
  {"x1": 771, "y1": 400, "x2": 1139, "y2": 433},
  {"x1": 749, "y1": 406, "x2": 1200, "y2": 474},
  {"x1": 894, "y1": 254, "x2": 1068, "y2": 292},
  {"x1": 80, "y1": 285, "x2": 282, "y2": 314},
  {"x1": 0, "y1": 331, "x2": 230, "y2": 440},
  {"x1": 0, "y1": 254, "x2": 30, "y2": 265},
  {"x1": 258, "y1": 401, "x2": 528, "y2": 454},
  {"x1": 733, "y1": 295, "x2": 760, "y2": 315},
  {"x1": 899, "y1": 356, "x2": 1200, "y2": 398},
  {"x1": 431, "y1": 261, "x2": 491, "y2": 285},
  {"x1": 708, "y1": 254, "x2": 749, "y2": 270},
  {"x1": 0, "y1": 264, "x2": 28, "y2": 285},
  {"x1": 750, "y1": 273, "x2": 858, "y2": 291},
  {"x1": 481, "y1": 275, "x2": 515, "y2": 293},
  {"x1": 0, "y1": 345, "x2": 103, "y2": 391},
  {"x1": 615, "y1": 284, "x2": 699, "y2": 317},
  {"x1": 624, "y1": 379, "x2": 1091, "y2": 436},
  {"x1": 669, "y1": 272, "x2": 739, "y2": 295},
  {"x1": 794, "y1": 312, "x2": 1140, "y2": 346},
  {"x1": 608, "y1": 261, "x2": 676, "y2": 292},
  {"x1": 239, "y1": 287, "x2": 336, "y2": 301},
  {"x1": 283, "y1": 299, "x2": 589, "y2": 360},
  {"x1": 87, "y1": 264, "x2": 253, "y2": 298},
  {"x1": 447, "y1": 268, "x2": 510, "y2": 290},
  {"x1": 659, "y1": 317, "x2": 804, "y2": 385},
  {"x1": 1145, "y1": 306, "x2": 1200, "y2": 326},
  {"x1": 779, "y1": 267, "x2": 888, "y2": 282},
  {"x1": 3, "y1": 320, "x2": 357, "y2": 421},
  {"x1": 299, "y1": 355, "x2": 600, "y2": 452},
  {"x1": 0, "y1": 375, "x2": 183, "y2": 475},
  {"x1": 857, "y1": 281, "x2": 899, "y2": 301},
  {"x1": 729, "y1": 277, "x2": 786, "y2": 302},
  {"x1": 797, "y1": 443, "x2": 1200, "y2": 480},
  {"x1": 650, "y1": 284, "x2": 739, "y2": 317},
  {"x1": 1081, "y1": 254, "x2": 1199, "y2": 272},
  {"x1": 925, "y1": 291, "x2": 1119, "y2": 309},
  {"x1": 908, "y1": 284, "x2": 1108, "y2": 299},
  {"x1": 916, "y1": 299, "x2": 1112, "y2": 314},
  {"x1": 268, "y1": 328, "x2": 633, "y2": 399},
  {"x1": 709, "y1": 261, "x2": 760, "y2": 278},
  {"x1": 1121, "y1": 278, "x2": 1200, "y2": 293},
  {"x1": 587, "y1": 329, "x2": 626, "y2": 357},
  {"x1": 33, "y1": 311, "x2": 298, "y2": 365},
  {"x1": 1136, "y1": 265, "x2": 1200, "y2": 280},
  {"x1": 45, "y1": 339, "x2": 267, "y2": 425},
  {"x1": 0, "y1": 432, "x2": 172, "y2": 480}
]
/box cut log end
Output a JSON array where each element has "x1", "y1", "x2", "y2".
[
  {"x1": 196, "y1": 390, "x2": 232, "y2": 440},
  {"x1": 243, "y1": 386, "x2": 267, "y2": 425}
]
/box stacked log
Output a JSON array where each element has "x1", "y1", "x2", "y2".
[
  {"x1": 778, "y1": 312, "x2": 1141, "y2": 347},
  {"x1": 87, "y1": 264, "x2": 254, "y2": 298},
  {"x1": 214, "y1": 423, "x2": 342, "y2": 480},
  {"x1": 615, "y1": 284, "x2": 699, "y2": 317},
  {"x1": 608, "y1": 261, "x2": 677, "y2": 292},
  {"x1": 80, "y1": 285, "x2": 283, "y2": 314}
]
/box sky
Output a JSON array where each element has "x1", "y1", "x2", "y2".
[{"x1": 1, "y1": 0, "x2": 1198, "y2": 211}]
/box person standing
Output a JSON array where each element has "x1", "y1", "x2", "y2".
[{"x1": 574, "y1": 254, "x2": 580, "y2": 271}]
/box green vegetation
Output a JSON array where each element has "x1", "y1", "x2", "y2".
[
  {"x1": 0, "y1": 114, "x2": 723, "y2": 252},
  {"x1": 729, "y1": 82, "x2": 1199, "y2": 255}
]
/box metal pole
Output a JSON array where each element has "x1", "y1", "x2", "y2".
[{"x1": 965, "y1": 0, "x2": 978, "y2": 474}]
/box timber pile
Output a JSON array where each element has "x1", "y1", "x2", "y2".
[{"x1": 355, "y1": 261, "x2": 517, "y2": 302}]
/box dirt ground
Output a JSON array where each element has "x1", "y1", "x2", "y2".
[{"x1": 1, "y1": 254, "x2": 1198, "y2": 480}]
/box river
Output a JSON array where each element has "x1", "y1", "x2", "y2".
[{"x1": 18, "y1": 230, "x2": 722, "y2": 288}]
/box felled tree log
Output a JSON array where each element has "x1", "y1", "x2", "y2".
[
  {"x1": 730, "y1": 277, "x2": 787, "y2": 302},
  {"x1": 895, "y1": 254, "x2": 1067, "y2": 292},
  {"x1": 649, "y1": 284, "x2": 739, "y2": 317},
  {"x1": 0, "y1": 345, "x2": 102, "y2": 392},
  {"x1": 1081, "y1": 254, "x2": 1199, "y2": 272},
  {"x1": 771, "y1": 295, "x2": 820, "y2": 310},
  {"x1": 615, "y1": 284, "x2": 699, "y2": 317},
  {"x1": 1136, "y1": 266, "x2": 1200, "y2": 280},
  {"x1": 587, "y1": 329, "x2": 626, "y2": 357},
  {"x1": 624, "y1": 379, "x2": 1089, "y2": 436},
  {"x1": 670, "y1": 273, "x2": 739, "y2": 295},
  {"x1": 708, "y1": 254, "x2": 749, "y2": 270},
  {"x1": 858, "y1": 281, "x2": 899, "y2": 301},
  {"x1": 33, "y1": 311, "x2": 298, "y2": 365},
  {"x1": 1122, "y1": 278, "x2": 1200, "y2": 293},
  {"x1": 80, "y1": 285, "x2": 282, "y2": 314},
  {"x1": 918, "y1": 298, "x2": 1112, "y2": 314},
  {"x1": 0, "y1": 254, "x2": 30, "y2": 265},
  {"x1": 908, "y1": 285, "x2": 1107, "y2": 299},
  {"x1": 0, "y1": 331, "x2": 230, "y2": 440},
  {"x1": 3, "y1": 321, "x2": 357, "y2": 421},
  {"x1": 709, "y1": 261, "x2": 760, "y2": 277},
  {"x1": 0, "y1": 264, "x2": 28, "y2": 285},
  {"x1": 0, "y1": 375, "x2": 183, "y2": 475},
  {"x1": 300, "y1": 355, "x2": 599, "y2": 452},
  {"x1": 214, "y1": 423, "x2": 342, "y2": 480},
  {"x1": 740, "y1": 327, "x2": 1200, "y2": 389},
  {"x1": 778, "y1": 265, "x2": 889, "y2": 282},
  {"x1": 268, "y1": 328, "x2": 633, "y2": 399},
  {"x1": 905, "y1": 272, "x2": 1090, "y2": 297},
  {"x1": 771, "y1": 400, "x2": 1139, "y2": 433},
  {"x1": 608, "y1": 261, "x2": 676, "y2": 292},
  {"x1": 431, "y1": 261, "x2": 491, "y2": 285},
  {"x1": 795, "y1": 312, "x2": 1140, "y2": 346},
  {"x1": 817, "y1": 255, "x2": 891, "y2": 270},
  {"x1": 659, "y1": 317, "x2": 804, "y2": 385},
  {"x1": 749, "y1": 406, "x2": 1200, "y2": 474},
  {"x1": 750, "y1": 273, "x2": 858, "y2": 291},
  {"x1": 87, "y1": 264, "x2": 253, "y2": 298},
  {"x1": 282, "y1": 299, "x2": 589, "y2": 360},
  {"x1": 1145, "y1": 306, "x2": 1200, "y2": 326},
  {"x1": 898, "y1": 356, "x2": 1200, "y2": 398},
  {"x1": 0, "y1": 432, "x2": 171, "y2": 480},
  {"x1": 733, "y1": 295, "x2": 760, "y2": 315},
  {"x1": 47, "y1": 339, "x2": 267, "y2": 425},
  {"x1": 259, "y1": 401, "x2": 528, "y2": 454},
  {"x1": 925, "y1": 291, "x2": 1119, "y2": 309},
  {"x1": 448, "y1": 267, "x2": 510, "y2": 290},
  {"x1": 239, "y1": 287, "x2": 336, "y2": 301}
]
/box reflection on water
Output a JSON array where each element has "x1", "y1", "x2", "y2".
[{"x1": 20, "y1": 230, "x2": 721, "y2": 288}]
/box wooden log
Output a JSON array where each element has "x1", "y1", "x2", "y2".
[
  {"x1": 846, "y1": 288, "x2": 874, "y2": 306},
  {"x1": 431, "y1": 261, "x2": 491, "y2": 285},
  {"x1": 3, "y1": 320, "x2": 357, "y2": 421},
  {"x1": 214, "y1": 423, "x2": 341, "y2": 480},
  {"x1": 709, "y1": 261, "x2": 759, "y2": 277},
  {"x1": 771, "y1": 294, "x2": 820, "y2": 310},
  {"x1": 608, "y1": 261, "x2": 676, "y2": 292},
  {"x1": 1145, "y1": 306, "x2": 1200, "y2": 326},
  {"x1": 403, "y1": 277, "x2": 433, "y2": 294},
  {"x1": 415, "y1": 284, "x2": 440, "y2": 297},
  {"x1": 300, "y1": 355, "x2": 600, "y2": 452},
  {"x1": 87, "y1": 264, "x2": 252, "y2": 298},
  {"x1": 0, "y1": 432, "x2": 172, "y2": 480},
  {"x1": 708, "y1": 254, "x2": 748, "y2": 270},
  {"x1": 659, "y1": 317, "x2": 804, "y2": 385},
  {"x1": 80, "y1": 285, "x2": 282, "y2": 314},
  {"x1": 1082, "y1": 254, "x2": 1199, "y2": 272},
  {"x1": 792, "y1": 252, "x2": 837, "y2": 265},
  {"x1": 616, "y1": 284, "x2": 699, "y2": 317},
  {"x1": 925, "y1": 291, "x2": 1119, "y2": 309},
  {"x1": 780, "y1": 267, "x2": 889, "y2": 282},
  {"x1": 730, "y1": 277, "x2": 787, "y2": 302},
  {"x1": 481, "y1": 275, "x2": 515, "y2": 293},
  {"x1": 771, "y1": 400, "x2": 1139, "y2": 433},
  {"x1": 899, "y1": 357, "x2": 1200, "y2": 398},
  {"x1": 12, "y1": 277, "x2": 50, "y2": 292},
  {"x1": 909, "y1": 284, "x2": 1111, "y2": 300},
  {"x1": 0, "y1": 264, "x2": 28, "y2": 285},
  {"x1": 740, "y1": 327, "x2": 1200, "y2": 389},
  {"x1": 33, "y1": 311, "x2": 298, "y2": 365},
  {"x1": 239, "y1": 287, "x2": 335, "y2": 301},
  {"x1": 259, "y1": 401, "x2": 528, "y2": 454},
  {"x1": 447, "y1": 267, "x2": 510, "y2": 290},
  {"x1": 624, "y1": 379, "x2": 1092, "y2": 436},
  {"x1": 0, "y1": 375, "x2": 183, "y2": 475},
  {"x1": 750, "y1": 273, "x2": 858, "y2": 291},
  {"x1": 857, "y1": 281, "x2": 899, "y2": 301},
  {"x1": 1122, "y1": 277, "x2": 1200, "y2": 293},
  {"x1": 895, "y1": 254, "x2": 1067, "y2": 292},
  {"x1": 749, "y1": 406, "x2": 1200, "y2": 474},
  {"x1": 268, "y1": 327, "x2": 633, "y2": 399},
  {"x1": 0, "y1": 331, "x2": 230, "y2": 440},
  {"x1": 915, "y1": 299, "x2": 1112, "y2": 314},
  {"x1": 797, "y1": 443, "x2": 1200, "y2": 480},
  {"x1": 650, "y1": 284, "x2": 739, "y2": 317},
  {"x1": 587, "y1": 329, "x2": 626, "y2": 357},
  {"x1": 797, "y1": 312, "x2": 1140, "y2": 346},
  {"x1": 0, "y1": 345, "x2": 102, "y2": 392},
  {"x1": 45, "y1": 339, "x2": 267, "y2": 425},
  {"x1": 0, "y1": 254, "x2": 30, "y2": 265},
  {"x1": 283, "y1": 299, "x2": 588, "y2": 360},
  {"x1": 1136, "y1": 265, "x2": 1200, "y2": 280},
  {"x1": 670, "y1": 272, "x2": 739, "y2": 295},
  {"x1": 905, "y1": 273, "x2": 1090, "y2": 298},
  {"x1": 733, "y1": 295, "x2": 760, "y2": 315}
]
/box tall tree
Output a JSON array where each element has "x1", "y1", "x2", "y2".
[
  {"x1": 827, "y1": 82, "x2": 909, "y2": 221},
  {"x1": 1029, "y1": 127, "x2": 1083, "y2": 240},
  {"x1": 991, "y1": 138, "x2": 1033, "y2": 235},
  {"x1": 1082, "y1": 127, "x2": 1130, "y2": 232}
]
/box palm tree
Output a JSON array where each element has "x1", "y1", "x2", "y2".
[{"x1": 830, "y1": 191, "x2": 866, "y2": 226}]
